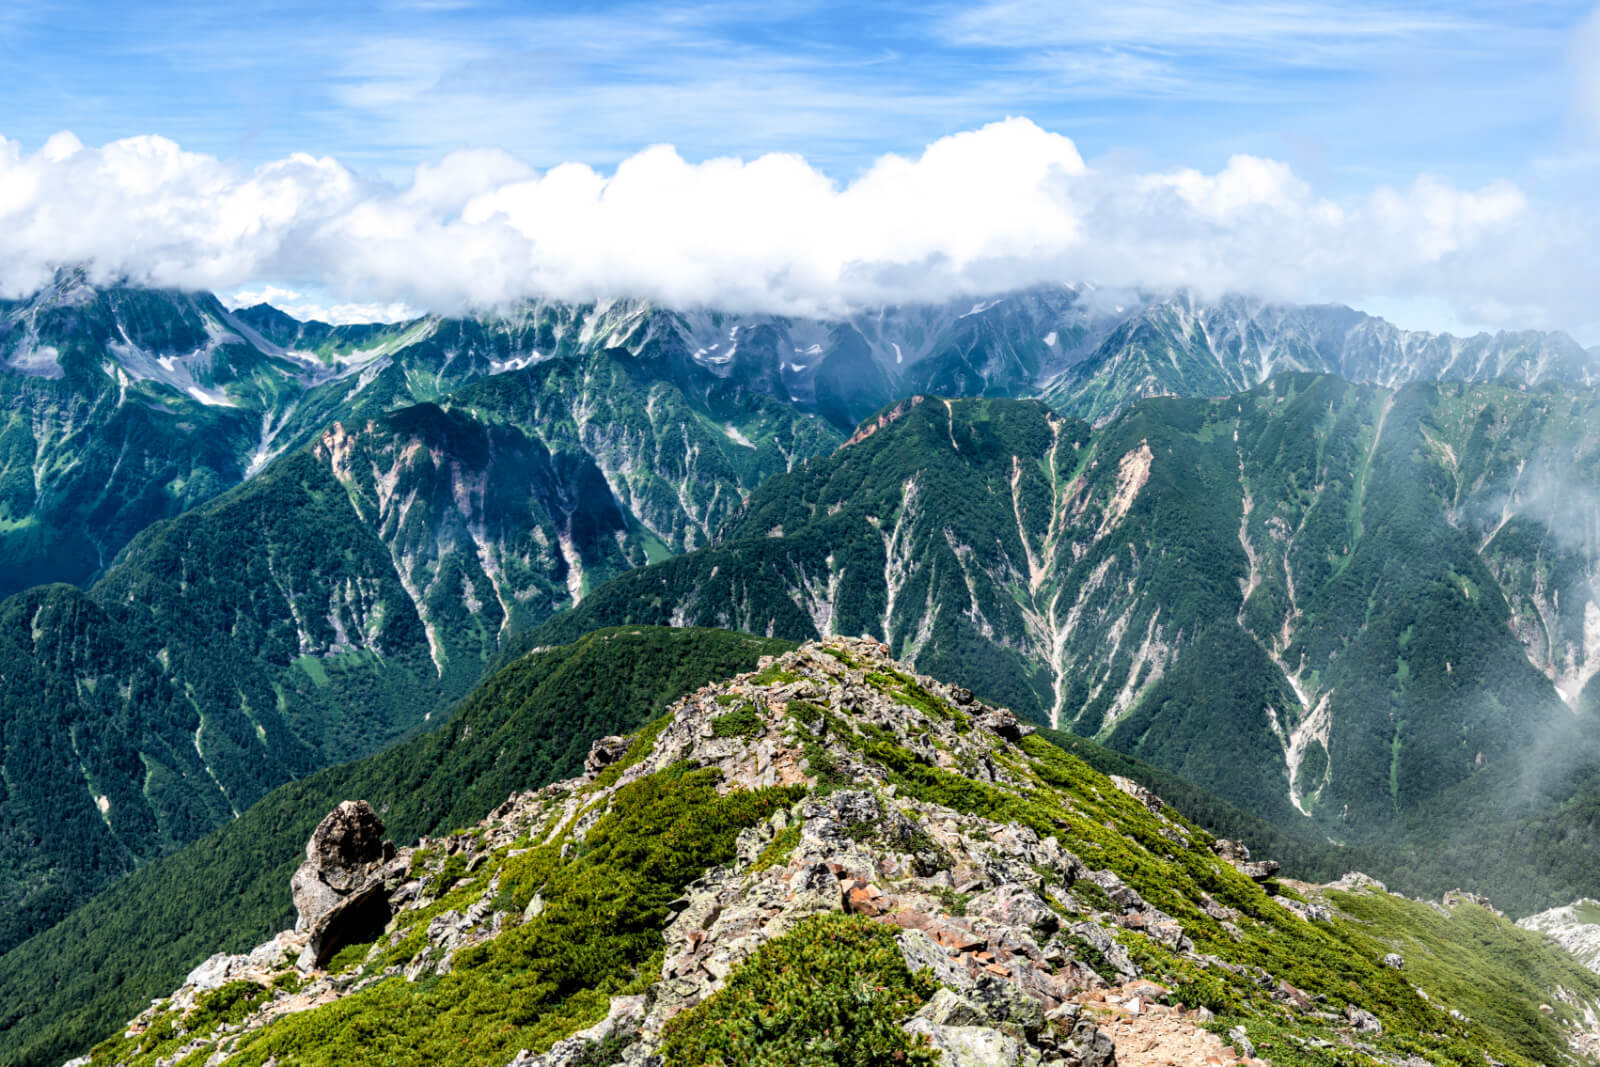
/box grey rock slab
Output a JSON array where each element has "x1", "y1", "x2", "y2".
[{"x1": 903, "y1": 1020, "x2": 1040, "y2": 1067}]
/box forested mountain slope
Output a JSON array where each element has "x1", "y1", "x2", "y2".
[
  {"x1": 547, "y1": 378, "x2": 1600, "y2": 841},
  {"x1": 0, "y1": 344, "x2": 834, "y2": 955}
]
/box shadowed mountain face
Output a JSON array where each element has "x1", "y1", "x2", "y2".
[{"x1": 547, "y1": 379, "x2": 1600, "y2": 840}]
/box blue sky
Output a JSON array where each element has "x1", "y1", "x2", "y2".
[
  {"x1": 0, "y1": 1, "x2": 1596, "y2": 335},
  {"x1": 3, "y1": 0, "x2": 1592, "y2": 188}
]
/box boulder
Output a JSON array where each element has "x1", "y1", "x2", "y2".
[
  {"x1": 1442, "y1": 889, "x2": 1500, "y2": 915},
  {"x1": 1056, "y1": 1014, "x2": 1116, "y2": 1067},
  {"x1": 1070, "y1": 921, "x2": 1140, "y2": 981},
  {"x1": 1084, "y1": 869, "x2": 1145, "y2": 913},
  {"x1": 827, "y1": 789, "x2": 883, "y2": 826},
  {"x1": 182, "y1": 931, "x2": 302, "y2": 994},
  {"x1": 1227, "y1": 1025, "x2": 1256, "y2": 1059},
  {"x1": 585, "y1": 735, "x2": 632, "y2": 776},
  {"x1": 1237, "y1": 860, "x2": 1280, "y2": 882},
  {"x1": 1346, "y1": 1004, "x2": 1383, "y2": 1034},
  {"x1": 1212, "y1": 839, "x2": 1250, "y2": 862},
  {"x1": 306, "y1": 801, "x2": 388, "y2": 890},
  {"x1": 1109, "y1": 775, "x2": 1164, "y2": 815},
  {"x1": 509, "y1": 994, "x2": 645, "y2": 1066},
  {"x1": 770, "y1": 862, "x2": 843, "y2": 931},
  {"x1": 967, "y1": 883, "x2": 1060, "y2": 940},
  {"x1": 897, "y1": 928, "x2": 975, "y2": 991},
  {"x1": 968, "y1": 974, "x2": 1045, "y2": 1038},
  {"x1": 903, "y1": 1019, "x2": 1039, "y2": 1066},
  {"x1": 977, "y1": 707, "x2": 1034, "y2": 743},
  {"x1": 1280, "y1": 896, "x2": 1332, "y2": 923},
  {"x1": 915, "y1": 989, "x2": 988, "y2": 1027},
  {"x1": 183, "y1": 952, "x2": 240, "y2": 992},
  {"x1": 290, "y1": 801, "x2": 397, "y2": 969},
  {"x1": 292, "y1": 801, "x2": 392, "y2": 929}
]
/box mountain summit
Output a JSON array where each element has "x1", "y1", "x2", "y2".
[{"x1": 76, "y1": 637, "x2": 1600, "y2": 1067}]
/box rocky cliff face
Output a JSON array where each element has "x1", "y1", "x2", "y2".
[
  {"x1": 75, "y1": 639, "x2": 1600, "y2": 1067},
  {"x1": 1041, "y1": 292, "x2": 1599, "y2": 427},
  {"x1": 1520, "y1": 902, "x2": 1600, "y2": 976}
]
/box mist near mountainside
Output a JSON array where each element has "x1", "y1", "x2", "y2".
[{"x1": 544, "y1": 382, "x2": 1600, "y2": 848}]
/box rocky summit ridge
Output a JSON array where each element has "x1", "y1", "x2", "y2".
[{"x1": 74, "y1": 639, "x2": 1600, "y2": 1067}]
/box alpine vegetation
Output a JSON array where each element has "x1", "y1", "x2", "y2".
[{"x1": 72, "y1": 639, "x2": 1600, "y2": 1067}]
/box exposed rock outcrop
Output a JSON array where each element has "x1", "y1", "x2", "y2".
[
  {"x1": 1520, "y1": 898, "x2": 1600, "y2": 975},
  {"x1": 584, "y1": 735, "x2": 631, "y2": 775},
  {"x1": 289, "y1": 800, "x2": 404, "y2": 969}
]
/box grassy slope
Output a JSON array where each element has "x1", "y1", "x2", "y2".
[
  {"x1": 1328, "y1": 887, "x2": 1600, "y2": 1065},
  {"x1": 1036, "y1": 728, "x2": 1364, "y2": 884},
  {"x1": 0, "y1": 627, "x2": 792, "y2": 1067}
]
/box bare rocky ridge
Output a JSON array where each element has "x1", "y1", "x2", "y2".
[{"x1": 77, "y1": 638, "x2": 1600, "y2": 1067}]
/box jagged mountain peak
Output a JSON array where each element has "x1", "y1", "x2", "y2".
[{"x1": 80, "y1": 637, "x2": 1600, "y2": 1067}]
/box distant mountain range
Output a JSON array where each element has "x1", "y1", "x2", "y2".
[
  {"x1": 3, "y1": 273, "x2": 1598, "y2": 962},
  {"x1": 5, "y1": 274, "x2": 1594, "y2": 598}
]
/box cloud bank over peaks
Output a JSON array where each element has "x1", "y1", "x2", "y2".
[{"x1": 0, "y1": 118, "x2": 1587, "y2": 334}]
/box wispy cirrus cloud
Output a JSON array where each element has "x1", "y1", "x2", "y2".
[
  {"x1": 1, "y1": 0, "x2": 1592, "y2": 190},
  {"x1": 940, "y1": 0, "x2": 1487, "y2": 54}
]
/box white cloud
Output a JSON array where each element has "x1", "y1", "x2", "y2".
[
  {"x1": 941, "y1": 0, "x2": 1484, "y2": 61},
  {"x1": 0, "y1": 118, "x2": 1589, "y2": 333}
]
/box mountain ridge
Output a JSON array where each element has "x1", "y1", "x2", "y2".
[
  {"x1": 5, "y1": 277, "x2": 1594, "y2": 602},
  {"x1": 66, "y1": 636, "x2": 1600, "y2": 1067}
]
